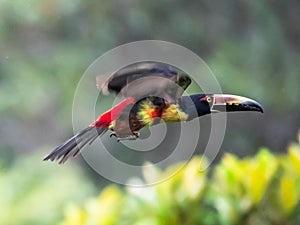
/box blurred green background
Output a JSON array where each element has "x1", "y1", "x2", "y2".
[{"x1": 0, "y1": 0, "x2": 300, "y2": 224}]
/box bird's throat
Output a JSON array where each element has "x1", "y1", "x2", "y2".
[{"x1": 161, "y1": 104, "x2": 189, "y2": 122}]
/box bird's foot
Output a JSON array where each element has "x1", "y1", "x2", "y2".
[{"x1": 109, "y1": 132, "x2": 140, "y2": 142}]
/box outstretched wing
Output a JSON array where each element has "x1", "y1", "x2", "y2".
[{"x1": 97, "y1": 61, "x2": 191, "y2": 102}]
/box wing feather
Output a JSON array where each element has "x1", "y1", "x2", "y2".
[{"x1": 97, "y1": 61, "x2": 191, "y2": 102}]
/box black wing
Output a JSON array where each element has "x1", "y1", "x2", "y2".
[{"x1": 97, "y1": 61, "x2": 191, "y2": 102}]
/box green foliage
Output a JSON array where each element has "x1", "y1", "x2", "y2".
[
  {"x1": 60, "y1": 135, "x2": 300, "y2": 225},
  {"x1": 0, "y1": 151, "x2": 96, "y2": 225}
]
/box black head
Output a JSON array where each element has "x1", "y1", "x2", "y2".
[{"x1": 180, "y1": 94, "x2": 211, "y2": 120}]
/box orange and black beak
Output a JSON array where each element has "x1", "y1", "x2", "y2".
[{"x1": 206, "y1": 94, "x2": 264, "y2": 113}]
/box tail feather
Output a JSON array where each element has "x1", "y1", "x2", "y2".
[{"x1": 44, "y1": 127, "x2": 107, "y2": 163}]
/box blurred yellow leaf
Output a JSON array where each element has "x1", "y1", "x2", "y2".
[
  {"x1": 156, "y1": 162, "x2": 184, "y2": 201},
  {"x1": 61, "y1": 204, "x2": 86, "y2": 225},
  {"x1": 222, "y1": 154, "x2": 243, "y2": 182},
  {"x1": 96, "y1": 185, "x2": 123, "y2": 225},
  {"x1": 288, "y1": 144, "x2": 300, "y2": 177},
  {"x1": 182, "y1": 156, "x2": 207, "y2": 199},
  {"x1": 280, "y1": 175, "x2": 298, "y2": 214},
  {"x1": 248, "y1": 149, "x2": 278, "y2": 205},
  {"x1": 217, "y1": 154, "x2": 244, "y2": 198}
]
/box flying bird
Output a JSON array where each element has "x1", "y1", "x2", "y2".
[{"x1": 44, "y1": 61, "x2": 263, "y2": 163}]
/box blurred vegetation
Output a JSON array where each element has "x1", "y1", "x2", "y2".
[
  {"x1": 1, "y1": 0, "x2": 300, "y2": 224},
  {"x1": 60, "y1": 133, "x2": 300, "y2": 225},
  {"x1": 2, "y1": 138, "x2": 300, "y2": 225},
  {"x1": 0, "y1": 150, "x2": 96, "y2": 225}
]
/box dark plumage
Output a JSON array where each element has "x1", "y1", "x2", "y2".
[{"x1": 99, "y1": 61, "x2": 191, "y2": 102}]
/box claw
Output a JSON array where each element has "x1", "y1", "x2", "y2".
[
  {"x1": 110, "y1": 133, "x2": 117, "y2": 138},
  {"x1": 134, "y1": 132, "x2": 140, "y2": 138}
]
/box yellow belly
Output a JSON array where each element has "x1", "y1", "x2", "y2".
[{"x1": 161, "y1": 104, "x2": 188, "y2": 122}]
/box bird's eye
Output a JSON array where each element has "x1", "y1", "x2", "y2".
[{"x1": 206, "y1": 97, "x2": 212, "y2": 102}]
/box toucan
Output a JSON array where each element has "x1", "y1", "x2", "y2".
[{"x1": 44, "y1": 62, "x2": 263, "y2": 163}]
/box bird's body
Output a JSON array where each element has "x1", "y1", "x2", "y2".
[{"x1": 44, "y1": 61, "x2": 263, "y2": 163}]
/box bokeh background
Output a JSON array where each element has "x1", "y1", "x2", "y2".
[{"x1": 0, "y1": 0, "x2": 299, "y2": 224}]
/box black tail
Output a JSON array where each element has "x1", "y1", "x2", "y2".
[{"x1": 43, "y1": 127, "x2": 107, "y2": 164}]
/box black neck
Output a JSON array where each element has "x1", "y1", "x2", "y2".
[{"x1": 179, "y1": 94, "x2": 211, "y2": 120}]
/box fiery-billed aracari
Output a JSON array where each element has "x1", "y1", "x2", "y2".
[{"x1": 44, "y1": 62, "x2": 263, "y2": 163}]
